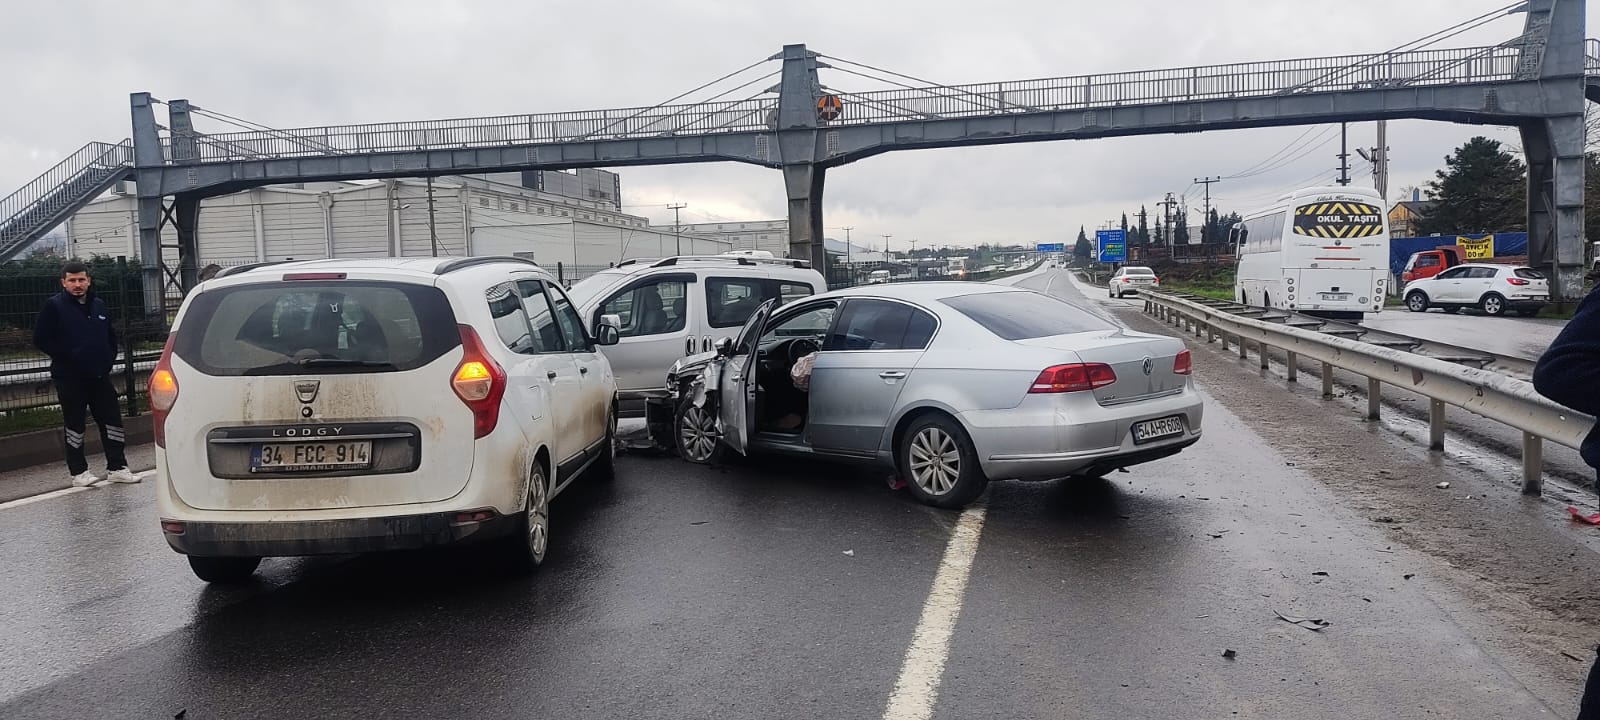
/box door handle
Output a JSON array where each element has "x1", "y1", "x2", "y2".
[
  {"x1": 878, "y1": 371, "x2": 907, "y2": 379},
  {"x1": 686, "y1": 336, "x2": 695, "y2": 355},
  {"x1": 703, "y1": 336, "x2": 712, "y2": 352},
  {"x1": 547, "y1": 371, "x2": 558, "y2": 379}
]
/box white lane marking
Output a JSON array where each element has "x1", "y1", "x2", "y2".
[
  {"x1": 882, "y1": 503, "x2": 988, "y2": 720},
  {"x1": 0, "y1": 486, "x2": 91, "y2": 511},
  {"x1": 0, "y1": 469, "x2": 156, "y2": 511}
]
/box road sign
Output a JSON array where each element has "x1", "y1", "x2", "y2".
[
  {"x1": 1096, "y1": 229, "x2": 1127, "y2": 263},
  {"x1": 817, "y1": 94, "x2": 843, "y2": 122},
  {"x1": 1036, "y1": 242, "x2": 1065, "y2": 253}
]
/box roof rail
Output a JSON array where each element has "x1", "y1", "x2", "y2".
[
  {"x1": 623, "y1": 255, "x2": 813, "y2": 270},
  {"x1": 215, "y1": 261, "x2": 297, "y2": 278},
  {"x1": 433, "y1": 255, "x2": 542, "y2": 275}
]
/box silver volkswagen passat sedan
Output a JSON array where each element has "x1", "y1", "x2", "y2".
[{"x1": 648, "y1": 282, "x2": 1203, "y2": 509}]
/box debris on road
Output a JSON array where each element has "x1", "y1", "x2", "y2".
[
  {"x1": 1435, "y1": 482, "x2": 1451, "y2": 489},
  {"x1": 1566, "y1": 507, "x2": 1600, "y2": 525},
  {"x1": 690, "y1": 521, "x2": 709, "y2": 526},
  {"x1": 1275, "y1": 610, "x2": 1331, "y2": 632},
  {"x1": 842, "y1": 549, "x2": 855, "y2": 556},
  {"x1": 1404, "y1": 573, "x2": 1416, "y2": 580},
  {"x1": 1311, "y1": 571, "x2": 1329, "y2": 576},
  {"x1": 1222, "y1": 649, "x2": 1237, "y2": 659},
  {"x1": 1562, "y1": 650, "x2": 1588, "y2": 662}
]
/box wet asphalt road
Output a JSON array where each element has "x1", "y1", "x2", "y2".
[
  {"x1": 0, "y1": 271, "x2": 1566, "y2": 719},
  {"x1": 1362, "y1": 309, "x2": 1565, "y2": 361}
]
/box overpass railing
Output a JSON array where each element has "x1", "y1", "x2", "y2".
[
  {"x1": 0, "y1": 141, "x2": 132, "y2": 235},
  {"x1": 159, "y1": 40, "x2": 1592, "y2": 165},
  {"x1": 1139, "y1": 290, "x2": 1593, "y2": 496}
]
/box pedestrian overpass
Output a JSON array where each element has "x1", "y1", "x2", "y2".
[{"x1": 1, "y1": 0, "x2": 1594, "y2": 308}]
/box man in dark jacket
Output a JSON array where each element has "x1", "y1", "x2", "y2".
[
  {"x1": 31, "y1": 261, "x2": 140, "y2": 487},
  {"x1": 1531, "y1": 286, "x2": 1600, "y2": 720}
]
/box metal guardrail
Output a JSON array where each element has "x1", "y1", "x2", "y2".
[
  {"x1": 1588, "y1": 38, "x2": 1600, "y2": 72},
  {"x1": 1164, "y1": 292, "x2": 1537, "y2": 381},
  {"x1": 1139, "y1": 290, "x2": 1594, "y2": 495}
]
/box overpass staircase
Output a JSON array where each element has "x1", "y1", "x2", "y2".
[{"x1": 0, "y1": 140, "x2": 133, "y2": 262}]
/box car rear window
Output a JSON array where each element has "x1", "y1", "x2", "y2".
[
  {"x1": 940, "y1": 291, "x2": 1115, "y2": 340},
  {"x1": 174, "y1": 281, "x2": 460, "y2": 376},
  {"x1": 1513, "y1": 268, "x2": 1546, "y2": 280},
  {"x1": 1123, "y1": 267, "x2": 1155, "y2": 276}
]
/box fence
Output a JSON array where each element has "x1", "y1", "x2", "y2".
[
  {"x1": 0, "y1": 257, "x2": 168, "y2": 432},
  {"x1": 1139, "y1": 290, "x2": 1593, "y2": 495}
]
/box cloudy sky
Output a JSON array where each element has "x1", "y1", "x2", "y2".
[{"x1": 2, "y1": 0, "x2": 1588, "y2": 252}]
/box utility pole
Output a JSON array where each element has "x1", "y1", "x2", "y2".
[
  {"x1": 1196, "y1": 176, "x2": 1216, "y2": 241},
  {"x1": 1337, "y1": 122, "x2": 1351, "y2": 186},
  {"x1": 426, "y1": 176, "x2": 439, "y2": 257},
  {"x1": 842, "y1": 226, "x2": 853, "y2": 266},
  {"x1": 881, "y1": 234, "x2": 892, "y2": 259},
  {"x1": 668, "y1": 202, "x2": 687, "y2": 255},
  {"x1": 1158, "y1": 193, "x2": 1178, "y2": 248}
]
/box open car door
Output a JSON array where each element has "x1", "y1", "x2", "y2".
[{"x1": 716, "y1": 298, "x2": 775, "y2": 455}]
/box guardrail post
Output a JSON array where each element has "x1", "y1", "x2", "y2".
[
  {"x1": 1259, "y1": 343, "x2": 1270, "y2": 370},
  {"x1": 1321, "y1": 362, "x2": 1334, "y2": 399},
  {"x1": 1521, "y1": 433, "x2": 1543, "y2": 495},
  {"x1": 1428, "y1": 400, "x2": 1446, "y2": 451},
  {"x1": 1237, "y1": 336, "x2": 1248, "y2": 359},
  {"x1": 1285, "y1": 351, "x2": 1298, "y2": 382},
  {"x1": 117, "y1": 256, "x2": 138, "y2": 416},
  {"x1": 1366, "y1": 378, "x2": 1381, "y2": 420}
]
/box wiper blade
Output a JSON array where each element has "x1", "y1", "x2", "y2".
[{"x1": 298, "y1": 358, "x2": 396, "y2": 369}]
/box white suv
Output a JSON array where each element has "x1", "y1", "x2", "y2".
[
  {"x1": 151, "y1": 257, "x2": 620, "y2": 583},
  {"x1": 565, "y1": 256, "x2": 826, "y2": 410}
]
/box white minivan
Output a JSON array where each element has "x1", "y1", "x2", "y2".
[
  {"x1": 565, "y1": 255, "x2": 826, "y2": 410},
  {"x1": 152, "y1": 257, "x2": 620, "y2": 583}
]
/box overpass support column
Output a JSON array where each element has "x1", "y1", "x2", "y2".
[
  {"x1": 130, "y1": 92, "x2": 165, "y2": 315},
  {"x1": 1521, "y1": 115, "x2": 1587, "y2": 302},
  {"x1": 784, "y1": 163, "x2": 827, "y2": 272},
  {"x1": 173, "y1": 195, "x2": 200, "y2": 292}
]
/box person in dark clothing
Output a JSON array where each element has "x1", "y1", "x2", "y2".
[
  {"x1": 1531, "y1": 287, "x2": 1600, "y2": 720},
  {"x1": 31, "y1": 261, "x2": 140, "y2": 487}
]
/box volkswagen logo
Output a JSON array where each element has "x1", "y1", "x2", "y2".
[
  {"x1": 294, "y1": 380, "x2": 321, "y2": 404},
  {"x1": 1141, "y1": 357, "x2": 1154, "y2": 376}
]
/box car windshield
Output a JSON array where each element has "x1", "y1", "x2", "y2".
[
  {"x1": 564, "y1": 269, "x2": 632, "y2": 308},
  {"x1": 940, "y1": 290, "x2": 1114, "y2": 340},
  {"x1": 1122, "y1": 267, "x2": 1155, "y2": 276}
]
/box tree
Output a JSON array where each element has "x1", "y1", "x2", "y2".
[
  {"x1": 1137, "y1": 206, "x2": 1150, "y2": 246},
  {"x1": 1120, "y1": 212, "x2": 1129, "y2": 238},
  {"x1": 1414, "y1": 136, "x2": 1527, "y2": 235},
  {"x1": 1073, "y1": 226, "x2": 1092, "y2": 260},
  {"x1": 1203, "y1": 208, "x2": 1221, "y2": 245},
  {"x1": 1174, "y1": 206, "x2": 1191, "y2": 245}
]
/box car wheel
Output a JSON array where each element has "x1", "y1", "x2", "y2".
[
  {"x1": 593, "y1": 404, "x2": 617, "y2": 481},
  {"x1": 1480, "y1": 293, "x2": 1507, "y2": 316},
  {"x1": 188, "y1": 556, "x2": 261, "y2": 584},
  {"x1": 675, "y1": 395, "x2": 725, "y2": 465},
  {"x1": 899, "y1": 414, "x2": 987, "y2": 509},
  {"x1": 505, "y1": 464, "x2": 550, "y2": 573},
  {"x1": 1405, "y1": 291, "x2": 1429, "y2": 312}
]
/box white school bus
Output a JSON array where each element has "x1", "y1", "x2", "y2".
[{"x1": 1231, "y1": 186, "x2": 1390, "y2": 321}]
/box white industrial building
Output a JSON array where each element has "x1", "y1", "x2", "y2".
[
  {"x1": 62, "y1": 170, "x2": 732, "y2": 273},
  {"x1": 664, "y1": 219, "x2": 791, "y2": 257}
]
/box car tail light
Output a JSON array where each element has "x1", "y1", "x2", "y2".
[
  {"x1": 452, "y1": 325, "x2": 506, "y2": 439},
  {"x1": 148, "y1": 334, "x2": 179, "y2": 448},
  {"x1": 1120, "y1": 277, "x2": 1131, "y2": 283},
  {"x1": 1151, "y1": 277, "x2": 1160, "y2": 284},
  {"x1": 1173, "y1": 350, "x2": 1192, "y2": 375},
  {"x1": 1030, "y1": 363, "x2": 1116, "y2": 393},
  {"x1": 1505, "y1": 277, "x2": 1529, "y2": 286}
]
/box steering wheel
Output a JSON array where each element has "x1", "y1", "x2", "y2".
[{"x1": 788, "y1": 338, "x2": 819, "y2": 366}]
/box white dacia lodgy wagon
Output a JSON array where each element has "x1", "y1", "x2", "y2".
[{"x1": 151, "y1": 257, "x2": 620, "y2": 583}]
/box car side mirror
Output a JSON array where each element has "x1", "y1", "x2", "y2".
[
  {"x1": 596, "y1": 325, "x2": 620, "y2": 346},
  {"x1": 714, "y1": 337, "x2": 733, "y2": 356}
]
